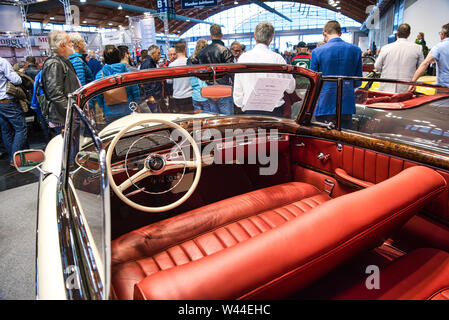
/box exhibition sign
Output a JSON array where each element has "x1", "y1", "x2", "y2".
[
  {"x1": 157, "y1": 0, "x2": 176, "y2": 18},
  {"x1": 181, "y1": 0, "x2": 218, "y2": 9}
]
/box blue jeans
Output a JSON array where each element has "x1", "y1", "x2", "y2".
[
  {"x1": 0, "y1": 100, "x2": 28, "y2": 162},
  {"x1": 208, "y1": 97, "x2": 234, "y2": 115},
  {"x1": 52, "y1": 126, "x2": 64, "y2": 134},
  {"x1": 0, "y1": 132, "x2": 6, "y2": 153},
  {"x1": 193, "y1": 100, "x2": 212, "y2": 113},
  {"x1": 34, "y1": 111, "x2": 51, "y2": 143}
]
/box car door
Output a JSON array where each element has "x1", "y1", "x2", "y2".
[
  {"x1": 56, "y1": 101, "x2": 110, "y2": 299},
  {"x1": 293, "y1": 76, "x2": 449, "y2": 253}
]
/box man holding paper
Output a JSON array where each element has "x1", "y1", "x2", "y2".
[{"x1": 233, "y1": 22, "x2": 296, "y2": 116}]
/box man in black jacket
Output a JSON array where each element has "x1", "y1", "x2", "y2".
[
  {"x1": 41, "y1": 30, "x2": 80, "y2": 133},
  {"x1": 140, "y1": 44, "x2": 166, "y2": 113},
  {"x1": 188, "y1": 24, "x2": 234, "y2": 115}
]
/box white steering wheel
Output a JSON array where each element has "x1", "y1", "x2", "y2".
[{"x1": 106, "y1": 118, "x2": 202, "y2": 213}]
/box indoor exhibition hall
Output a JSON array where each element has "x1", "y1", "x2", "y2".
[{"x1": 1, "y1": 0, "x2": 449, "y2": 308}]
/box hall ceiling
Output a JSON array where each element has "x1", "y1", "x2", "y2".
[{"x1": 25, "y1": 0, "x2": 380, "y2": 35}]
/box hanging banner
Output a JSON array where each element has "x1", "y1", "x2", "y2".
[
  {"x1": 0, "y1": 36, "x2": 25, "y2": 48},
  {"x1": 0, "y1": 5, "x2": 24, "y2": 34},
  {"x1": 140, "y1": 15, "x2": 157, "y2": 49},
  {"x1": 130, "y1": 19, "x2": 142, "y2": 42},
  {"x1": 85, "y1": 33, "x2": 102, "y2": 49},
  {"x1": 101, "y1": 31, "x2": 124, "y2": 45},
  {"x1": 181, "y1": 0, "x2": 217, "y2": 10},
  {"x1": 1, "y1": 33, "x2": 103, "y2": 50}
]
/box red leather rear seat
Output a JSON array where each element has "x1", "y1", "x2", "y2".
[
  {"x1": 111, "y1": 166, "x2": 446, "y2": 300},
  {"x1": 112, "y1": 182, "x2": 330, "y2": 300},
  {"x1": 335, "y1": 248, "x2": 449, "y2": 300}
]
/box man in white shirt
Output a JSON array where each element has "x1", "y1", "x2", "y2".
[
  {"x1": 0, "y1": 57, "x2": 27, "y2": 164},
  {"x1": 375, "y1": 23, "x2": 424, "y2": 93},
  {"x1": 167, "y1": 41, "x2": 193, "y2": 113},
  {"x1": 233, "y1": 22, "x2": 296, "y2": 116}
]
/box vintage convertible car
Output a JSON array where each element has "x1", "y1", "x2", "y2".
[
  {"x1": 15, "y1": 64, "x2": 449, "y2": 300},
  {"x1": 354, "y1": 81, "x2": 449, "y2": 152}
]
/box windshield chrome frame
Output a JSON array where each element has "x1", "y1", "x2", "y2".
[{"x1": 58, "y1": 95, "x2": 110, "y2": 299}]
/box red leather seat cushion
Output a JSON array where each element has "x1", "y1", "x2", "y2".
[
  {"x1": 365, "y1": 96, "x2": 392, "y2": 105},
  {"x1": 389, "y1": 91, "x2": 414, "y2": 102},
  {"x1": 111, "y1": 182, "x2": 330, "y2": 300},
  {"x1": 132, "y1": 166, "x2": 444, "y2": 300},
  {"x1": 334, "y1": 248, "x2": 449, "y2": 300}
]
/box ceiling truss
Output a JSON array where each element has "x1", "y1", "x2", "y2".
[{"x1": 23, "y1": 0, "x2": 379, "y2": 35}]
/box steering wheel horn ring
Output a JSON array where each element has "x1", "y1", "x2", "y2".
[{"x1": 106, "y1": 118, "x2": 202, "y2": 213}]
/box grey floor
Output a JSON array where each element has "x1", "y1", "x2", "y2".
[{"x1": 0, "y1": 182, "x2": 38, "y2": 300}]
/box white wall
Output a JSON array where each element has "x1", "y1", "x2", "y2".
[{"x1": 403, "y1": 0, "x2": 449, "y2": 49}]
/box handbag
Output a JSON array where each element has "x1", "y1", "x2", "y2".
[{"x1": 102, "y1": 70, "x2": 128, "y2": 105}]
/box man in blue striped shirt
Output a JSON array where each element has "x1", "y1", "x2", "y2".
[{"x1": 412, "y1": 23, "x2": 449, "y2": 88}]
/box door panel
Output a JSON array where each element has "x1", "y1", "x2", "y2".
[
  {"x1": 291, "y1": 137, "x2": 342, "y2": 173},
  {"x1": 291, "y1": 135, "x2": 449, "y2": 222}
]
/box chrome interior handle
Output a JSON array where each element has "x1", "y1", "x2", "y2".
[{"x1": 317, "y1": 153, "x2": 331, "y2": 161}]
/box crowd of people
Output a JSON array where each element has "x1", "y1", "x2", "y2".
[{"x1": 0, "y1": 19, "x2": 448, "y2": 164}]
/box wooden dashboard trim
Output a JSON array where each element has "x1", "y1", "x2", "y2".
[
  {"x1": 297, "y1": 126, "x2": 449, "y2": 171},
  {"x1": 100, "y1": 116, "x2": 300, "y2": 147}
]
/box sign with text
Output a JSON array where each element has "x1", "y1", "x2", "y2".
[
  {"x1": 101, "y1": 31, "x2": 123, "y2": 45},
  {"x1": 182, "y1": 0, "x2": 218, "y2": 10},
  {"x1": 157, "y1": 0, "x2": 175, "y2": 14},
  {"x1": 157, "y1": 0, "x2": 175, "y2": 19}
]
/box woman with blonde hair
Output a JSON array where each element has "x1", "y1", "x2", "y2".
[{"x1": 189, "y1": 39, "x2": 216, "y2": 113}]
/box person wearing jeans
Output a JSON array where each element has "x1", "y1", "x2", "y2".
[
  {"x1": 209, "y1": 97, "x2": 234, "y2": 115},
  {"x1": 0, "y1": 57, "x2": 27, "y2": 164},
  {"x1": 187, "y1": 24, "x2": 234, "y2": 115},
  {"x1": 0, "y1": 101, "x2": 27, "y2": 164}
]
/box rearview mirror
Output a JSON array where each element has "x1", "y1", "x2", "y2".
[
  {"x1": 201, "y1": 85, "x2": 232, "y2": 99},
  {"x1": 14, "y1": 149, "x2": 45, "y2": 173}
]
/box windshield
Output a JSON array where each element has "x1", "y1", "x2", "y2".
[
  {"x1": 79, "y1": 66, "x2": 313, "y2": 136},
  {"x1": 311, "y1": 76, "x2": 449, "y2": 154}
]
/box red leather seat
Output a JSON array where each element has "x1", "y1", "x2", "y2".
[
  {"x1": 111, "y1": 166, "x2": 446, "y2": 300},
  {"x1": 111, "y1": 182, "x2": 330, "y2": 300},
  {"x1": 334, "y1": 248, "x2": 449, "y2": 300}
]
